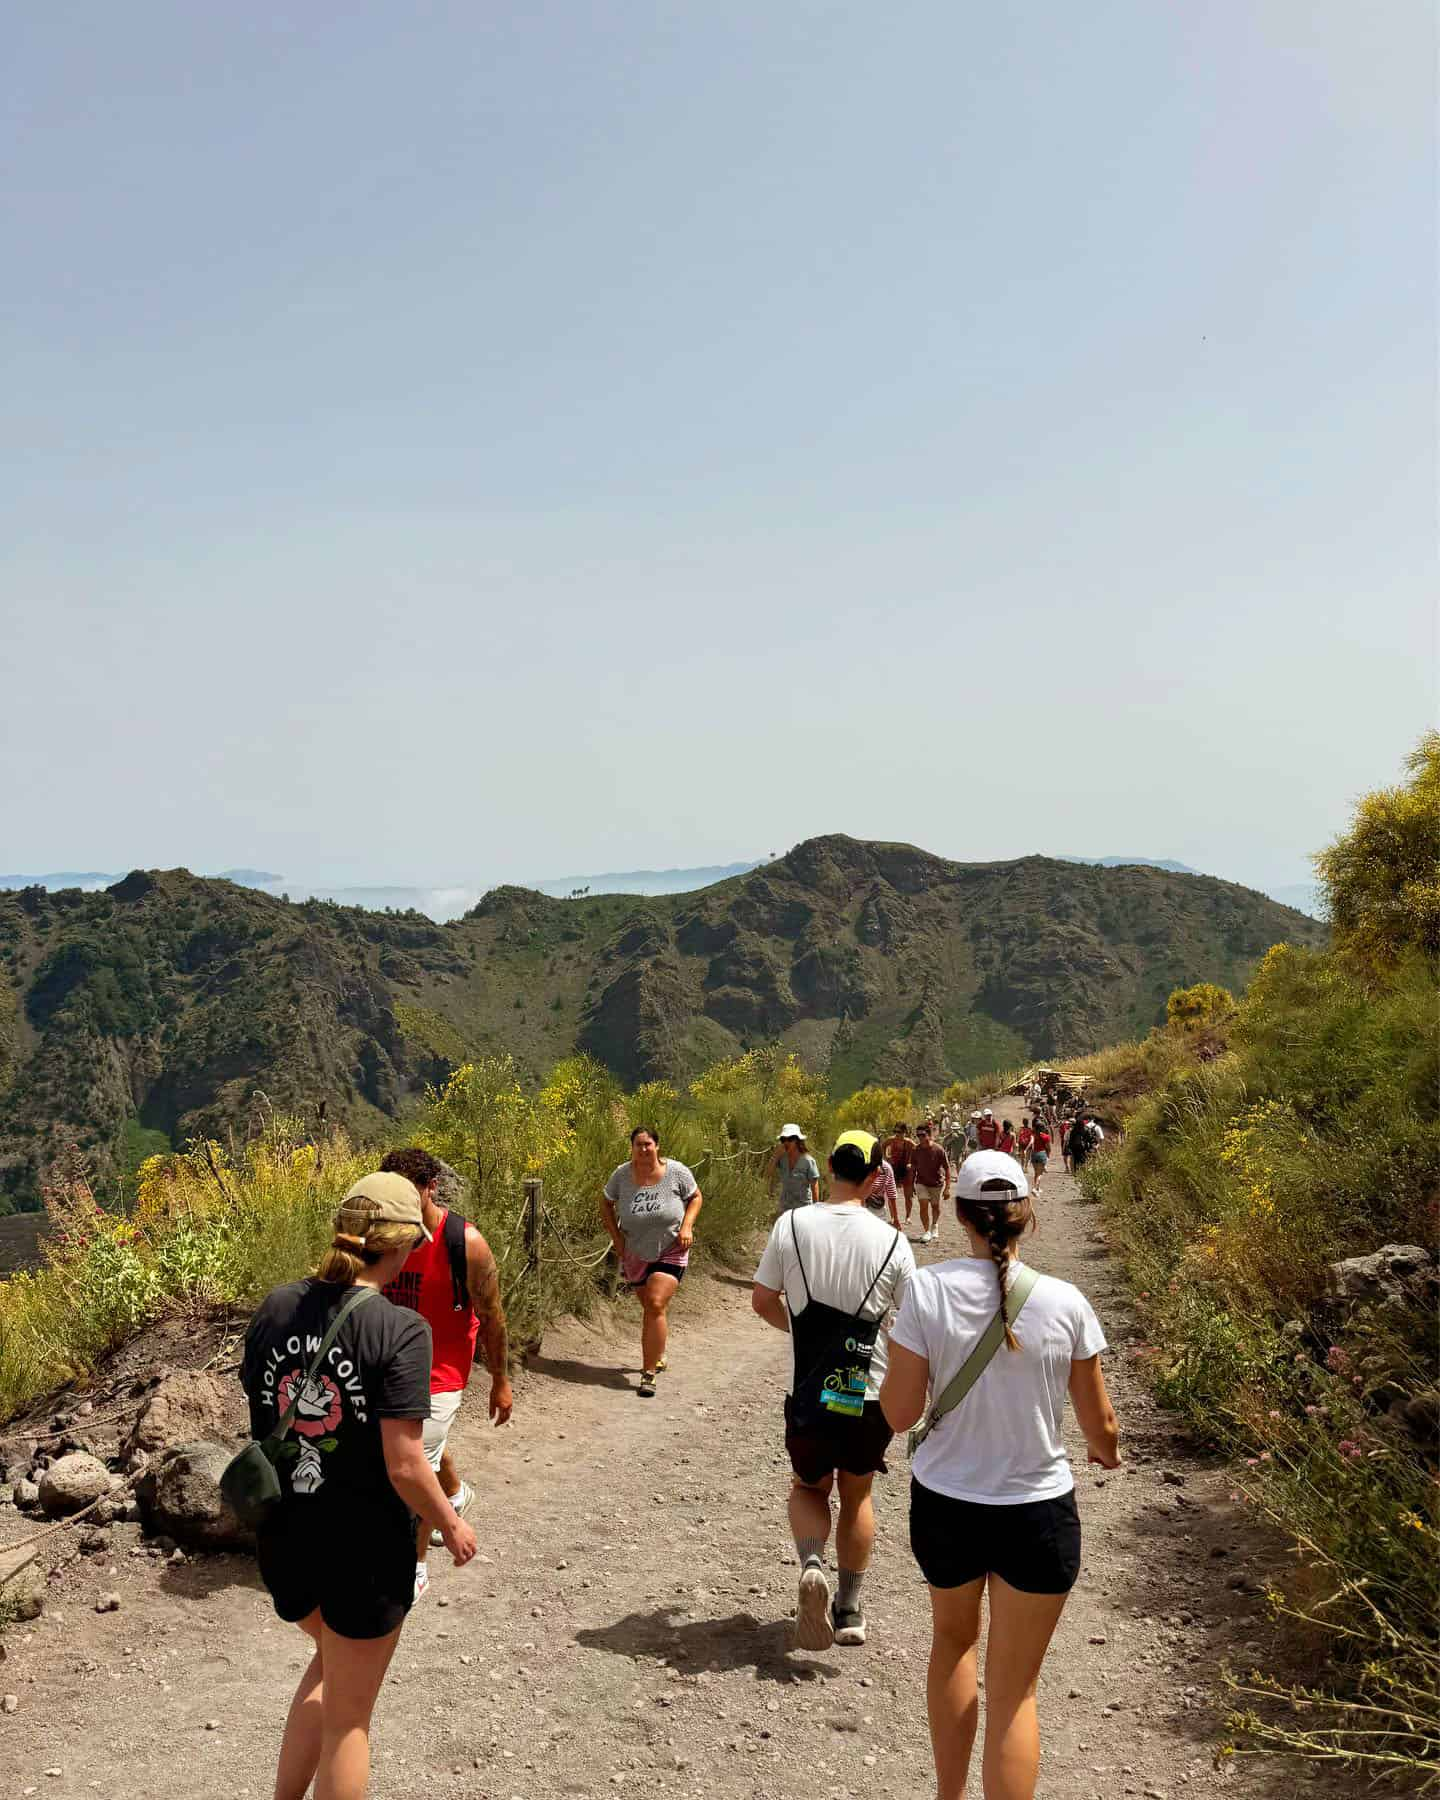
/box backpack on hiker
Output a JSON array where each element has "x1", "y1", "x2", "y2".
[
  {"x1": 787, "y1": 1214, "x2": 900, "y2": 1430},
  {"x1": 442, "y1": 1208, "x2": 470, "y2": 1310}
]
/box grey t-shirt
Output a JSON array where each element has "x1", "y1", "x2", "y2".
[
  {"x1": 775, "y1": 1152, "x2": 820, "y2": 1211},
  {"x1": 604, "y1": 1159, "x2": 699, "y2": 1264}
]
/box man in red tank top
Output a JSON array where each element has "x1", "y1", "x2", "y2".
[{"x1": 381, "y1": 1148, "x2": 513, "y2": 1600}]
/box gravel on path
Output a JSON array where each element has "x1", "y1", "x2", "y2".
[{"x1": 2, "y1": 1162, "x2": 1334, "y2": 1798}]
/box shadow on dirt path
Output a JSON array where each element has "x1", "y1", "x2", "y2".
[{"x1": 2, "y1": 1161, "x2": 1350, "y2": 1798}]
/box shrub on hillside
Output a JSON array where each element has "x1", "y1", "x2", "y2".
[{"x1": 1084, "y1": 737, "x2": 1440, "y2": 1782}]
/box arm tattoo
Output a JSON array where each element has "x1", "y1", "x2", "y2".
[{"x1": 467, "y1": 1236, "x2": 510, "y2": 1375}]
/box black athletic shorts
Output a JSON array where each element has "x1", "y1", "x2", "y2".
[
  {"x1": 784, "y1": 1396, "x2": 893, "y2": 1485},
  {"x1": 257, "y1": 1498, "x2": 415, "y2": 1640},
  {"x1": 628, "y1": 1260, "x2": 686, "y2": 1290},
  {"x1": 909, "y1": 1478, "x2": 1082, "y2": 1595}
]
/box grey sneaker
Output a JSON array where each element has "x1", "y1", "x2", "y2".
[
  {"x1": 793, "y1": 1563, "x2": 834, "y2": 1651},
  {"x1": 832, "y1": 1603, "x2": 867, "y2": 1646}
]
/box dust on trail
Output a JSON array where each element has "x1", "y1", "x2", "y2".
[{"x1": 5, "y1": 1165, "x2": 1329, "y2": 1799}]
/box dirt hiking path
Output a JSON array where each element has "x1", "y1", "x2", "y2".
[{"x1": 6, "y1": 1163, "x2": 1329, "y2": 1799}]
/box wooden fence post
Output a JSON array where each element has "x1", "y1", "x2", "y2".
[{"x1": 524, "y1": 1178, "x2": 542, "y2": 1271}]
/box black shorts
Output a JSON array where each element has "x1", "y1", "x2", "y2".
[
  {"x1": 257, "y1": 1499, "x2": 415, "y2": 1640},
  {"x1": 628, "y1": 1260, "x2": 686, "y2": 1289},
  {"x1": 784, "y1": 1396, "x2": 893, "y2": 1485},
  {"x1": 909, "y1": 1479, "x2": 1082, "y2": 1595}
]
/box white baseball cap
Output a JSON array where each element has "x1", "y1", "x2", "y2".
[
  {"x1": 982, "y1": 1107, "x2": 993, "y2": 1117},
  {"x1": 777, "y1": 1123, "x2": 805, "y2": 1141},
  {"x1": 954, "y1": 1149, "x2": 1029, "y2": 1201}
]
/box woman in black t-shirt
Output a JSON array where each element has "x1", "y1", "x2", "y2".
[{"x1": 241, "y1": 1172, "x2": 478, "y2": 1800}]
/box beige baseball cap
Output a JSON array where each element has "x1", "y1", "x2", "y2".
[{"x1": 340, "y1": 1172, "x2": 433, "y2": 1240}]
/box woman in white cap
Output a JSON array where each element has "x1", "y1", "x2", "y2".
[
  {"x1": 240, "y1": 1173, "x2": 479, "y2": 1800},
  {"x1": 765, "y1": 1124, "x2": 821, "y2": 1214},
  {"x1": 879, "y1": 1150, "x2": 1120, "y2": 1800}
]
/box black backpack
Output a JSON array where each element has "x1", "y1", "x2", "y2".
[{"x1": 443, "y1": 1208, "x2": 470, "y2": 1311}]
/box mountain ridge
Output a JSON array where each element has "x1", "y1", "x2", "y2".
[{"x1": 0, "y1": 837, "x2": 1325, "y2": 1205}]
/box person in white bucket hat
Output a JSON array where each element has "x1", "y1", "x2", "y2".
[{"x1": 766, "y1": 1124, "x2": 821, "y2": 1214}]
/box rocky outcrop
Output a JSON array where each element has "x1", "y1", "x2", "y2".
[
  {"x1": 122, "y1": 1371, "x2": 234, "y2": 1462},
  {"x1": 1326, "y1": 1245, "x2": 1436, "y2": 1309}
]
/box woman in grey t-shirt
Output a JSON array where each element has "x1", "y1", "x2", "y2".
[{"x1": 601, "y1": 1126, "x2": 703, "y2": 1398}]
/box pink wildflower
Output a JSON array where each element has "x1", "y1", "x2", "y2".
[{"x1": 1325, "y1": 1346, "x2": 1350, "y2": 1374}]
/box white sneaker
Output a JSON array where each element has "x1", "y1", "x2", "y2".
[
  {"x1": 413, "y1": 1562, "x2": 430, "y2": 1604},
  {"x1": 794, "y1": 1562, "x2": 834, "y2": 1652},
  {"x1": 430, "y1": 1478, "x2": 475, "y2": 1548}
]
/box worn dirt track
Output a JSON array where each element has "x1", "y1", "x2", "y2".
[{"x1": 4, "y1": 1162, "x2": 1337, "y2": 1799}]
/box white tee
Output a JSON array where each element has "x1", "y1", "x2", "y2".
[
  {"x1": 754, "y1": 1203, "x2": 916, "y2": 1399},
  {"x1": 889, "y1": 1257, "x2": 1107, "y2": 1503}
]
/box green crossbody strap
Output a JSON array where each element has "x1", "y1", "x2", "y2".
[
  {"x1": 264, "y1": 1285, "x2": 377, "y2": 1450},
  {"x1": 910, "y1": 1264, "x2": 1042, "y2": 1453}
]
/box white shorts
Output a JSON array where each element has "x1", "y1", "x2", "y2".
[
  {"x1": 914, "y1": 1182, "x2": 945, "y2": 1205},
  {"x1": 422, "y1": 1388, "x2": 464, "y2": 1471}
]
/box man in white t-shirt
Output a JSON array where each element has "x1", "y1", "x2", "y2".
[{"x1": 752, "y1": 1130, "x2": 916, "y2": 1652}]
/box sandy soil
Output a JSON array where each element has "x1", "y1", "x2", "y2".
[{"x1": 2, "y1": 1161, "x2": 1341, "y2": 1799}]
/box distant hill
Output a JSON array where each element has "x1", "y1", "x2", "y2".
[
  {"x1": 1062, "y1": 856, "x2": 1200, "y2": 874},
  {"x1": 0, "y1": 843, "x2": 1325, "y2": 1207}
]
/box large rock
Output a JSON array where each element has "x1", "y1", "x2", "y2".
[
  {"x1": 122, "y1": 1371, "x2": 233, "y2": 1461},
  {"x1": 37, "y1": 1451, "x2": 111, "y2": 1517},
  {"x1": 135, "y1": 1440, "x2": 252, "y2": 1551},
  {"x1": 0, "y1": 1546, "x2": 43, "y2": 1622},
  {"x1": 1326, "y1": 1245, "x2": 1435, "y2": 1308}
]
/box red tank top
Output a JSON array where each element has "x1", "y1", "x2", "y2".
[
  {"x1": 382, "y1": 1209, "x2": 479, "y2": 1394},
  {"x1": 976, "y1": 1120, "x2": 1000, "y2": 1148}
]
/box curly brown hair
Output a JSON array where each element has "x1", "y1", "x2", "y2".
[{"x1": 380, "y1": 1146, "x2": 443, "y2": 1192}]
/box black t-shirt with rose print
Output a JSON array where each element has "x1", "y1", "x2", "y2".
[{"x1": 241, "y1": 1278, "x2": 432, "y2": 1525}]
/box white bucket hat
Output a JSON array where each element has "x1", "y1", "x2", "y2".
[{"x1": 777, "y1": 1123, "x2": 805, "y2": 1142}]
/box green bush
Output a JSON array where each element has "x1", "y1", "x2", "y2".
[{"x1": 1084, "y1": 945, "x2": 1439, "y2": 1781}]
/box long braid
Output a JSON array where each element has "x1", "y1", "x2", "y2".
[
  {"x1": 979, "y1": 1205, "x2": 1020, "y2": 1351},
  {"x1": 958, "y1": 1179, "x2": 1032, "y2": 1352}
]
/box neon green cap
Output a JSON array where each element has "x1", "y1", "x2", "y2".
[{"x1": 833, "y1": 1129, "x2": 877, "y2": 1161}]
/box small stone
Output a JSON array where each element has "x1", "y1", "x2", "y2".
[
  {"x1": 1, "y1": 1694, "x2": 18, "y2": 1713},
  {"x1": 94, "y1": 1593, "x2": 121, "y2": 1614},
  {"x1": 1161, "y1": 1469, "x2": 1185, "y2": 1486},
  {"x1": 1088, "y1": 1634, "x2": 1108, "y2": 1645},
  {"x1": 169, "y1": 1548, "x2": 187, "y2": 1566},
  {"x1": 862, "y1": 1755, "x2": 877, "y2": 1767},
  {"x1": 205, "y1": 1720, "x2": 219, "y2": 1731}
]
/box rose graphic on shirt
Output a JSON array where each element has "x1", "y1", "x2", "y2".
[{"x1": 278, "y1": 1368, "x2": 343, "y2": 1438}]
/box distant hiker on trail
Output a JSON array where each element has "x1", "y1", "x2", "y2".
[
  {"x1": 1029, "y1": 1122, "x2": 1052, "y2": 1194},
  {"x1": 998, "y1": 1120, "x2": 1017, "y2": 1156},
  {"x1": 883, "y1": 1123, "x2": 917, "y2": 1223},
  {"x1": 1017, "y1": 1119, "x2": 1034, "y2": 1171},
  {"x1": 880, "y1": 1150, "x2": 1120, "y2": 1800},
  {"x1": 602, "y1": 1127, "x2": 703, "y2": 1399},
  {"x1": 1068, "y1": 1115, "x2": 1098, "y2": 1173},
  {"x1": 1060, "y1": 1114, "x2": 1076, "y2": 1175},
  {"x1": 964, "y1": 1114, "x2": 981, "y2": 1156},
  {"x1": 240, "y1": 1174, "x2": 478, "y2": 1800},
  {"x1": 379, "y1": 1148, "x2": 512, "y2": 1602},
  {"x1": 752, "y1": 1130, "x2": 916, "y2": 1652},
  {"x1": 911, "y1": 1122, "x2": 952, "y2": 1245},
  {"x1": 867, "y1": 1152, "x2": 900, "y2": 1223},
  {"x1": 975, "y1": 1109, "x2": 1001, "y2": 1151},
  {"x1": 766, "y1": 1126, "x2": 821, "y2": 1214}
]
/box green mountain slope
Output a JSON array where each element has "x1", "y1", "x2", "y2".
[{"x1": 0, "y1": 839, "x2": 1325, "y2": 1206}]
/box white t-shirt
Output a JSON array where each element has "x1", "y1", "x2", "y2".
[
  {"x1": 889, "y1": 1258, "x2": 1107, "y2": 1503},
  {"x1": 754, "y1": 1203, "x2": 916, "y2": 1400}
]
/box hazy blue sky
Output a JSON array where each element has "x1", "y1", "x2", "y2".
[{"x1": 3, "y1": 2, "x2": 1433, "y2": 890}]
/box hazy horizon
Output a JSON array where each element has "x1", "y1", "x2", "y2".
[{"x1": 3, "y1": 5, "x2": 1433, "y2": 883}]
